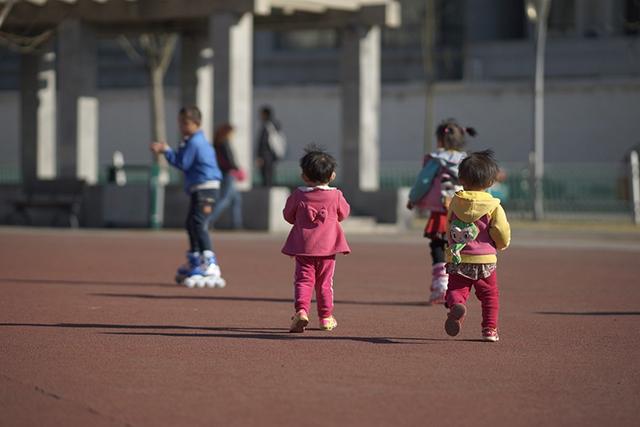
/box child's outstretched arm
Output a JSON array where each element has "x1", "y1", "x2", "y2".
[
  {"x1": 283, "y1": 193, "x2": 298, "y2": 224},
  {"x1": 337, "y1": 191, "x2": 351, "y2": 222},
  {"x1": 489, "y1": 205, "x2": 511, "y2": 250},
  {"x1": 163, "y1": 141, "x2": 197, "y2": 172},
  {"x1": 408, "y1": 159, "x2": 440, "y2": 206}
]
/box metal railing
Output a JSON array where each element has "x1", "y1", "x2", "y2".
[{"x1": 1, "y1": 160, "x2": 635, "y2": 217}]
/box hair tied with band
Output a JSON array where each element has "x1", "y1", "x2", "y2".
[{"x1": 463, "y1": 126, "x2": 478, "y2": 137}]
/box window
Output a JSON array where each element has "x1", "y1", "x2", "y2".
[
  {"x1": 382, "y1": 0, "x2": 425, "y2": 49},
  {"x1": 626, "y1": 0, "x2": 640, "y2": 34},
  {"x1": 273, "y1": 29, "x2": 338, "y2": 51},
  {"x1": 548, "y1": 0, "x2": 577, "y2": 36}
]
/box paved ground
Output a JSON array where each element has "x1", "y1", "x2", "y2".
[{"x1": 1, "y1": 226, "x2": 639, "y2": 427}]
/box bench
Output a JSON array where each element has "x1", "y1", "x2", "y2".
[{"x1": 11, "y1": 179, "x2": 86, "y2": 228}]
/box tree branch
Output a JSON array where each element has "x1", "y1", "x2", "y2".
[
  {"x1": 0, "y1": 0, "x2": 17, "y2": 30},
  {"x1": 158, "y1": 33, "x2": 178, "y2": 73},
  {"x1": 117, "y1": 35, "x2": 145, "y2": 65},
  {"x1": 0, "y1": 29, "x2": 54, "y2": 53}
]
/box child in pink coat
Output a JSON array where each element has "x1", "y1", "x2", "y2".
[{"x1": 282, "y1": 146, "x2": 351, "y2": 333}]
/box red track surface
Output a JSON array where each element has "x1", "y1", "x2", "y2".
[{"x1": 1, "y1": 227, "x2": 639, "y2": 426}]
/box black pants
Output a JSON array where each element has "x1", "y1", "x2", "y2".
[
  {"x1": 429, "y1": 237, "x2": 447, "y2": 265},
  {"x1": 260, "y1": 159, "x2": 276, "y2": 187},
  {"x1": 186, "y1": 189, "x2": 218, "y2": 253}
]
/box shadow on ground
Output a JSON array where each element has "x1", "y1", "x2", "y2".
[
  {"x1": 0, "y1": 322, "x2": 487, "y2": 344},
  {"x1": 0, "y1": 277, "x2": 430, "y2": 307},
  {"x1": 90, "y1": 292, "x2": 429, "y2": 308},
  {"x1": 536, "y1": 311, "x2": 640, "y2": 316},
  {"x1": 0, "y1": 277, "x2": 176, "y2": 288}
]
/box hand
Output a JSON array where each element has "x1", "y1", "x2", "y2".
[
  {"x1": 150, "y1": 142, "x2": 168, "y2": 154},
  {"x1": 230, "y1": 168, "x2": 246, "y2": 182},
  {"x1": 406, "y1": 200, "x2": 414, "y2": 210}
]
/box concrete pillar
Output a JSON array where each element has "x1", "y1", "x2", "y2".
[
  {"x1": 20, "y1": 49, "x2": 56, "y2": 183},
  {"x1": 603, "y1": 0, "x2": 625, "y2": 35},
  {"x1": 57, "y1": 20, "x2": 98, "y2": 184},
  {"x1": 210, "y1": 12, "x2": 253, "y2": 189},
  {"x1": 180, "y1": 33, "x2": 214, "y2": 141},
  {"x1": 340, "y1": 25, "x2": 381, "y2": 195}
]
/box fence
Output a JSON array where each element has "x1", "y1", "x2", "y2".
[
  {"x1": 274, "y1": 160, "x2": 633, "y2": 216},
  {"x1": 1, "y1": 159, "x2": 635, "y2": 217},
  {"x1": 0, "y1": 164, "x2": 19, "y2": 184}
]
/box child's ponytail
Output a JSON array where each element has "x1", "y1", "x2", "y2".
[
  {"x1": 463, "y1": 127, "x2": 477, "y2": 137},
  {"x1": 436, "y1": 118, "x2": 477, "y2": 151}
]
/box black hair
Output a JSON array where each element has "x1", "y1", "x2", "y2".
[
  {"x1": 299, "y1": 145, "x2": 337, "y2": 184},
  {"x1": 179, "y1": 106, "x2": 202, "y2": 126},
  {"x1": 260, "y1": 105, "x2": 273, "y2": 119},
  {"x1": 435, "y1": 118, "x2": 477, "y2": 150},
  {"x1": 458, "y1": 149, "x2": 499, "y2": 190}
]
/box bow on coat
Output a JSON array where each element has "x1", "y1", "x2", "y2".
[{"x1": 306, "y1": 206, "x2": 328, "y2": 223}]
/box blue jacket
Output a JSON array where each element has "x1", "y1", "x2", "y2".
[{"x1": 164, "y1": 130, "x2": 222, "y2": 193}]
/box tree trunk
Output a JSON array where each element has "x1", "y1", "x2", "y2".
[
  {"x1": 149, "y1": 65, "x2": 168, "y2": 229},
  {"x1": 145, "y1": 34, "x2": 176, "y2": 229},
  {"x1": 150, "y1": 67, "x2": 167, "y2": 143}
]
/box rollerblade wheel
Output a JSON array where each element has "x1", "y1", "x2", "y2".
[
  {"x1": 215, "y1": 277, "x2": 227, "y2": 289},
  {"x1": 204, "y1": 277, "x2": 217, "y2": 288},
  {"x1": 175, "y1": 274, "x2": 186, "y2": 285},
  {"x1": 195, "y1": 278, "x2": 206, "y2": 288},
  {"x1": 183, "y1": 277, "x2": 198, "y2": 288}
]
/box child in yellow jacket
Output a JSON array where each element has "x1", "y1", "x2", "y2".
[{"x1": 444, "y1": 150, "x2": 511, "y2": 342}]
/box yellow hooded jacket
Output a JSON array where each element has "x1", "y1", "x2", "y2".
[{"x1": 446, "y1": 190, "x2": 511, "y2": 264}]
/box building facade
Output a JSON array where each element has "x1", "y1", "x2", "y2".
[{"x1": 0, "y1": 0, "x2": 639, "y2": 187}]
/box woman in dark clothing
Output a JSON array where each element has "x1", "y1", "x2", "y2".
[
  {"x1": 211, "y1": 123, "x2": 243, "y2": 229},
  {"x1": 255, "y1": 106, "x2": 280, "y2": 187}
]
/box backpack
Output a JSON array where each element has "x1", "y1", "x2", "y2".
[
  {"x1": 435, "y1": 158, "x2": 463, "y2": 209},
  {"x1": 266, "y1": 122, "x2": 287, "y2": 160},
  {"x1": 449, "y1": 218, "x2": 479, "y2": 265}
]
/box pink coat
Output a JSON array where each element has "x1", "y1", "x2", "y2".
[{"x1": 282, "y1": 187, "x2": 351, "y2": 257}]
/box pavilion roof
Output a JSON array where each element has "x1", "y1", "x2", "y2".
[{"x1": 0, "y1": 0, "x2": 399, "y2": 23}]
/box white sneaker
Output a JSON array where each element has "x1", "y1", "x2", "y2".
[{"x1": 428, "y1": 275, "x2": 448, "y2": 305}]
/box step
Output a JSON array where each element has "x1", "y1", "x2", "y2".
[{"x1": 341, "y1": 216, "x2": 397, "y2": 234}]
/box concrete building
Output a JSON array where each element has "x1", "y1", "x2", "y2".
[
  {"x1": 0, "y1": 0, "x2": 639, "y2": 224},
  {"x1": 0, "y1": 0, "x2": 403, "y2": 228}
]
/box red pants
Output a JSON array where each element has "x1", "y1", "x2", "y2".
[
  {"x1": 446, "y1": 270, "x2": 499, "y2": 329},
  {"x1": 294, "y1": 255, "x2": 336, "y2": 319}
]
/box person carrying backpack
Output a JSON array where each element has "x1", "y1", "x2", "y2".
[
  {"x1": 406, "y1": 119, "x2": 477, "y2": 305},
  {"x1": 256, "y1": 105, "x2": 286, "y2": 187}
]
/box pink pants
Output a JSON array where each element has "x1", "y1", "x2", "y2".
[
  {"x1": 446, "y1": 270, "x2": 499, "y2": 329},
  {"x1": 294, "y1": 255, "x2": 336, "y2": 319}
]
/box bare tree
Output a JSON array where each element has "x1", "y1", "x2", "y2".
[
  {"x1": 119, "y1": 33, "x2": 178, "y2": 229},
  {"x1": 0, "y1": 0, "x2": 54, "y2": 52},
  {"x1": 0, "y1": 0, "x2": 16, "y2": 30}
]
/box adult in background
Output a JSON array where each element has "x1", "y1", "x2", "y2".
[
  {"x1": 255, "y1": 105, "x2": 285, "y2": 187},
  {"x1": 210, "y1": 123, "x2": 243, "y2": 230}
]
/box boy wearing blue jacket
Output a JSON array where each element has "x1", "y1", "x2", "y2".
[{"x1": 150, "y1": 106, "x2": 225, "y2": 288}]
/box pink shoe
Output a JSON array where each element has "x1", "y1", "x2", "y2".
[
  {"x1": 319, "y1": 316, "x2": 338, "y2": 331},
  {"x1": 289, "y1": 310, "x2": 309, "y2": 333},
  {"x1": 482, "y1": 328, "x2": 499, "y2": 342},
  {"x1": 428, "y1": 263, "x2": 448, "y2": 305},
  {"x1": 444, "y1": 303, "x2": 466, "y2": 337}
]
